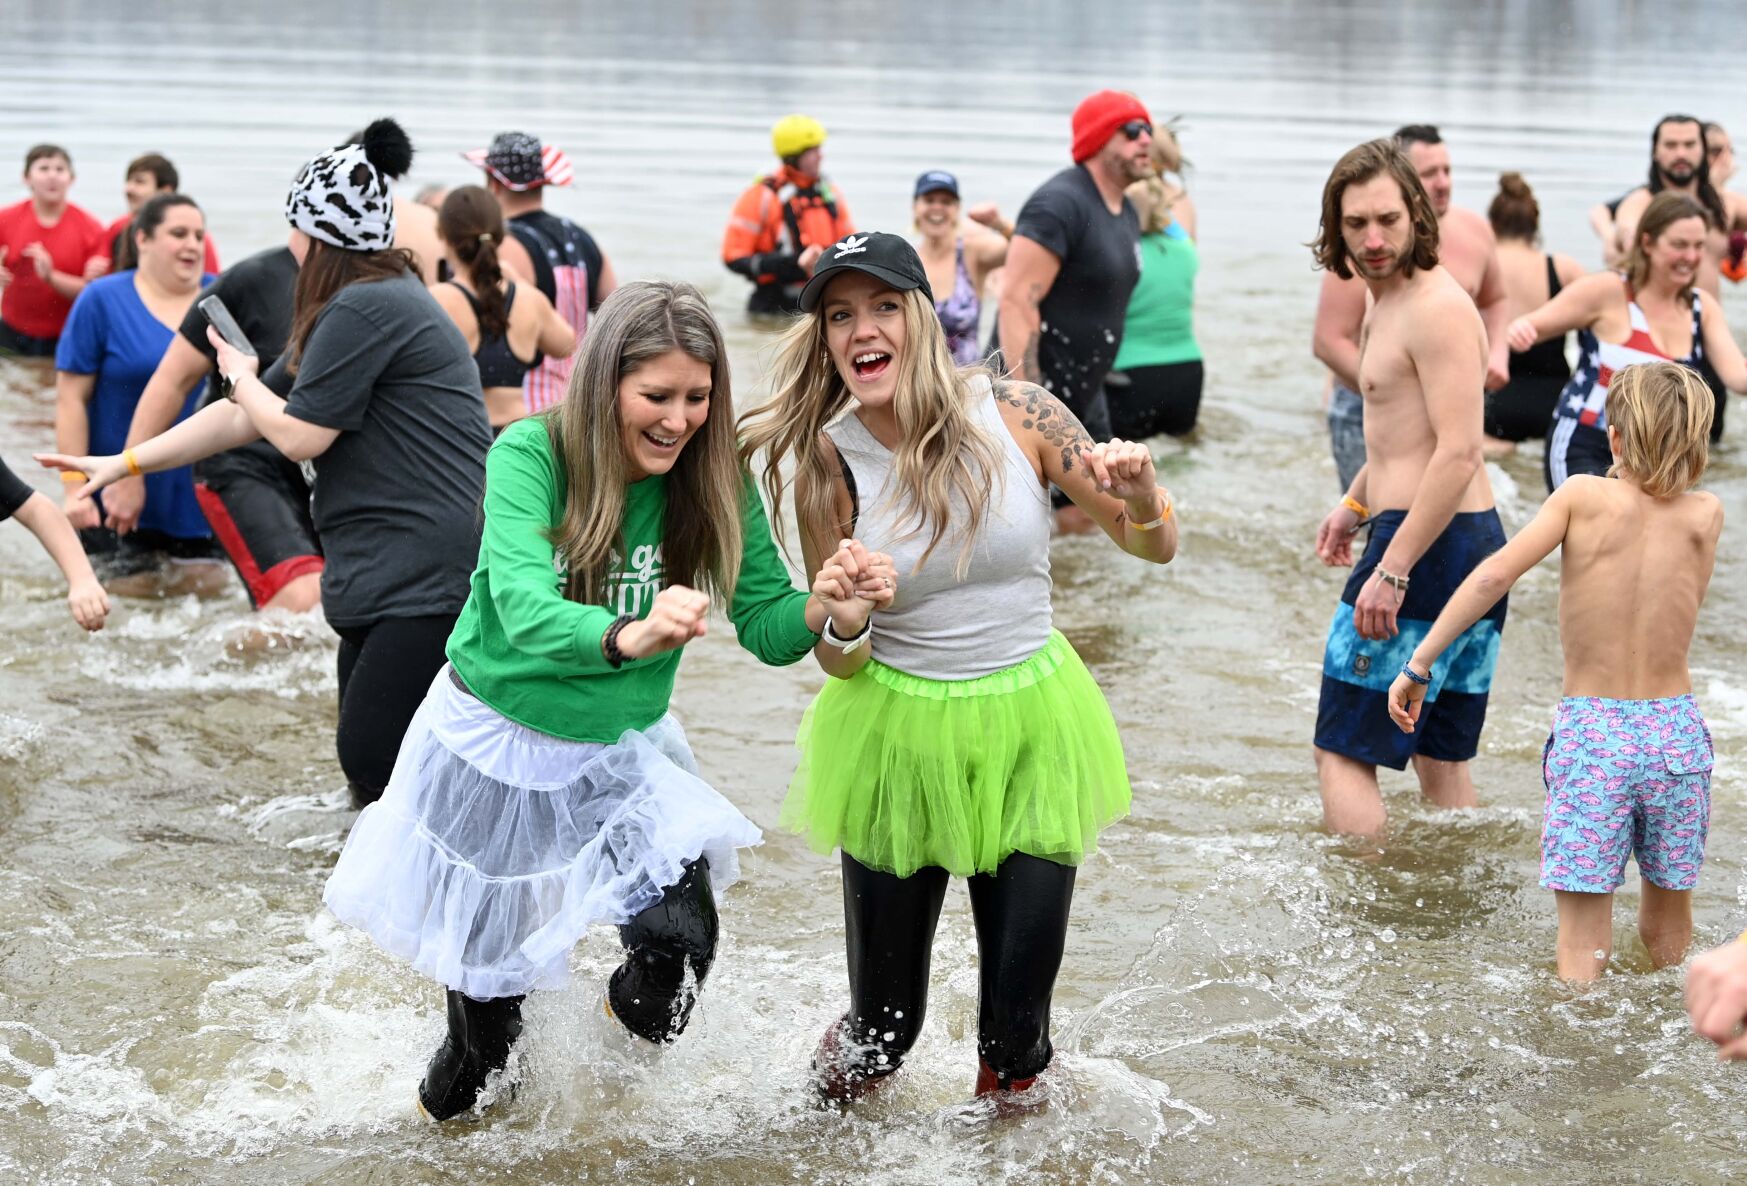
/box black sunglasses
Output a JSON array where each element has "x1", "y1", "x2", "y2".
[{"x1": 1120, "y1": 120, "x2": 1153, "y2": 141}]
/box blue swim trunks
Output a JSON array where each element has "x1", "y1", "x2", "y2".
[
  {"x1": 1314, "y1": 509, "x2": 1507, "y2": 770},
  {"x1": 1541, "y1": 695, "x2": 1712, "y2": 892}
]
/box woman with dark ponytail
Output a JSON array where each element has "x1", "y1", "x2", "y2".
[
  {"x1": 38, "y1": 118, "x2": 492, "y2": 807},
  {"x1": 432, "y1": 184, "x2": 574, "y2": 432},
  {"x1": 1483, "y1": 172, "x2": 1585, "y2": 450}
]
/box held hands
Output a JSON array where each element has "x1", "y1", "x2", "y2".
[
  {"x1": 82, "y1": 255, "x2": 110, "y2": 282},
  {"x1": 1386, "y1": 667, "x2": 1428, "y2": 732},
  {"x1": 1081, "y1": 438, "x2": 1157, "y2": 501},
  {"x1": 812, "y1": 539, "x2": 896, "y2": 636},
  {"x1": 63, "y1": 488, "x2": 100, "y2": 531},
  {"x1": 67, "y1": 576, "x2": 110, "y2": 632},
  {"x1": 207, "y1": 326, "x2": 261, "y2": 382},
  {"x1": 1504, "y1": 316, "x2": 1539, "y2": 354},
  {"x1": 1315, "y1": 503, "x2": 1362, "y2": 567},
  {"x1": 1687, "y1": 940, "x2": 1747, "y2": 1061},
  {"x1": 616, "y1": 586, "x2": 711, "y2": 661}
]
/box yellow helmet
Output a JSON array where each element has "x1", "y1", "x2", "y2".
[{"x1": 771, "y1": 114, "x2": 827, "y2": 160}]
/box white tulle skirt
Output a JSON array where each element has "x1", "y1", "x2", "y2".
[{"x1": 323, "y1": 666, "x2": 762, "y2": 1000}]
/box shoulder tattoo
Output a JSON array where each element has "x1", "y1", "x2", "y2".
[{"x1": 995, "y1": 381, "x2": 1093, "y2": 474}]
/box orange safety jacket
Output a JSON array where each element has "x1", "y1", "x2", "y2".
[{"x1": 722, "y1": 166, "x2": 854, "y2": 311}]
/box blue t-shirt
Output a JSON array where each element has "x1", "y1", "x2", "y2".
[{"x1": 55, "y1": 271, "x2": 214, "y2": 540}]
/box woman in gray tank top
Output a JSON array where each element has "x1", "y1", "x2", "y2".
[{"x1": 739, "y1": 232, "x2": 1179, "y2": 1108}]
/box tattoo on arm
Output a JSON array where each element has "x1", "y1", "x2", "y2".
[
  {"x1": 996, "y1": 381, "x2": 1094, "y2": 473},
  {"x1": 1019, "y1": 329, "x2": 1042, "y2": 385}
]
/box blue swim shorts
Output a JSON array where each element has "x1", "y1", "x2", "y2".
[
  {"x1": 1541, "y1": 695, "x2": 1713, "y2": 893},
  {"x1": 1314, "y1": 509, "x2": 1507, "y2": 770}
]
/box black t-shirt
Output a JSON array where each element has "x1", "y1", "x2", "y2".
[
  {"x1": 508, "y1": 209, "x2": 605, "y2": 309},
  {"x1": 1011, "y1": 165, "x2": 1142, "y2": 411},
  {"x1": 264, "y1": 270, "x2": 489, "y2": 628},
  {"x1": 0, "y1": 457, "x2": 34, "y2": 521},
  {"x1": 177, "y1": 246, "x2": 298, "y2": 406}
]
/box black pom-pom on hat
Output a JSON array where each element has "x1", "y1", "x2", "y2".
[{"x1": 360, "y1": 117, "x2": 414, "y2": 181}]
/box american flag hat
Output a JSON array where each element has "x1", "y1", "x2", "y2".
[{"x1": 461, "y1": 131, "x2": 574, "y2": 191}]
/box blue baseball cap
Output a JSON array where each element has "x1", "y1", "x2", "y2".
[{"x1": 913, "y1": 169, "x2": 960, "y2": 199}]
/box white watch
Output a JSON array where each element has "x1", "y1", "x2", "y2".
[{"x1": 821, "y1": 617, "x2": 872, "y2": 653}]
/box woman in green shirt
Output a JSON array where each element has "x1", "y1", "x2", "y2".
[
  {"x1": 1105, "y1": 128, "x2": 1204, "y2": 439},
  {"x1": 322, "y1": 280, "x2": 894, "y2": 1122}
]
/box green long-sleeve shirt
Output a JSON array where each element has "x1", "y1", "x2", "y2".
[{"x1": 445, "y1": 417, "x2": 818, "y2": 742}]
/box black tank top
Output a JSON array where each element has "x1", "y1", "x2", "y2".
[
  {"x1": 448, "y1": 281, "x2": 542, "y2": 388},
  {"x1": 1513, "y1": 255, "x2": 1571, "y2": 380}
]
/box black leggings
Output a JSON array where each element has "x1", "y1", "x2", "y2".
[
  {"x1": 334, "y1": 614, "x2": 458, "y2": 804},
  {"x1": 836, "y1": 850, "x2": 1076, "y2": 1084},
  {"x1": 608, "y1": 858, "x2": 718, "y2": 1042},
  {"x1": 1105, "y1": 360, "x2": 1205, "y2": 440}
]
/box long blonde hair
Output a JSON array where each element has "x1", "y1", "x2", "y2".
[
  {"x1": 1127, "y1": 124, "x2": 1187, "y2": 235},
  {"x1": 737, "y1": 286, "x2": 1005, "y2": 576},
  {"x1": 1606, "y1": 361, "x2": 1712, "y2": 496},
  {"x1": 545, "y1": 280, "x2": 744, "y2": 606}
]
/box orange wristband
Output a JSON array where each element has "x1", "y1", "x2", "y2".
[
  {"x1": 124, "y1": 449, "x2": 142, "y2": 477},
  {"x1": 59, "y1": 470, "x2": 86, "y2": 484},
  {"x1": 1341, "y1": 495, "x2": 1370, "y2": 518}
]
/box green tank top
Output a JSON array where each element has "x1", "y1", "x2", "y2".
[{"x1": 1112, "y1": 224, "x2": 1200, "y2": 370}]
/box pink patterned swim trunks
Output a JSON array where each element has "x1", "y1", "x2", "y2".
[{"x1": 1541, "y1": 695, "x2": 1713, "y2": 893}]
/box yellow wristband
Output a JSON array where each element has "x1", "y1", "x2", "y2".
[
  {"x1": 124, "y1": 449, "x2": 142, "y2": 477},
  {"x1": 1736, "y1": 928, "x2": 1747, "y2": 945},
  {"x1": 59, "y1": 470, "x2": 86, "y2": 484},
  {"x1": 1342, "y1": 495, "x2": 1370, "y2": 518},
  {"x1": 1130, "y1": 490, "x2": 1173, "y2": 531}
]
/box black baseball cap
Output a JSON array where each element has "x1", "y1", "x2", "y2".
[
  {"x1": 798, "y1": 231, "x2": 935, "y2": 312},
  {"x1": 913, "y1": 169, "x2": 959, "y2": 199}
]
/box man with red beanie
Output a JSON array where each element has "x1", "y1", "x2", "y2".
[{"x1": 997, "y1": 90, "x2": 1153, "y2": 531}]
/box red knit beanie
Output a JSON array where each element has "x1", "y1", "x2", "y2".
[{"x1": 1070, "y1": 90, "x2": 1152, "y2": 163}]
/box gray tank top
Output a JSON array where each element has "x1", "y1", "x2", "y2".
[{"x1": 824, "y1": 374, "x2": 1053, "y2": 680}]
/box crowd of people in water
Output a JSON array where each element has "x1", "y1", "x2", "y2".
[{"x1": 3, "y1": 95, "x2": 1747, "y2": 1123}]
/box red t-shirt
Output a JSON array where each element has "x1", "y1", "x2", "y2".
[
  {"x1": 102, "y1": 214, "x2": 221, "y2": 274},
  {"x1": 0, "y1": 199, "x2": 108, "y2": 339}
]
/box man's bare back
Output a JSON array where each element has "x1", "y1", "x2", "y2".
[
  {"x1": 1435, "y1": 206, "x2": 1496, "y2": 301},
  {"x1": 1555, "y1": 476, "x2": 1721, "y2": 698},
  {"x1": 1357, "y1": 263, "x2": 1494, "y2": 513}
]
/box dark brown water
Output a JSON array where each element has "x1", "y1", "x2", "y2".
[{"x1": 4, "y1": 1, "x2": 1747, "y2": 1182}]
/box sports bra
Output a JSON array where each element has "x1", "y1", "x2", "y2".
[{"x1": 448, "y1": 281, "x2": 542, "y2": 388}]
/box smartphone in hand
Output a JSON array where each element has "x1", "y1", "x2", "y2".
[{"x1": 199, "y1": 295, "x2": 256, "y2": 357}]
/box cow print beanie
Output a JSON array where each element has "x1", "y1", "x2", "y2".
[{"x1": 284, "y1": 117, "x2": 414, "y2": 251}]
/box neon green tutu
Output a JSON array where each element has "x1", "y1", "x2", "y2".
[{"x1": 782, "y1": 630, "x2": 1132, "y2": 878}]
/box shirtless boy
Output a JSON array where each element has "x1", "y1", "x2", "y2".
[
  {"x1": 1309, "y1": 139, "x2": 1500, "y2": 838},
  {"x1": 1388, "y1": 362, "x2": 1720, "y2": 982}
]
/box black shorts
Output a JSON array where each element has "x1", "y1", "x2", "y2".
[
  {"x1": 1105, "y1": 359, "x2": 1205, "y2": 439},
  {"x1": 1484, "y1": 373, "x2": 1564, "y2": 443},
  {"x1": 0, "y1": 321, "x2": 58, "y2": 358},
  {"x1": 193, "y1": 441, "x2": 323, "y2": 608},
  {"x1": 78, "y1": 526, "x2": 222, "y2": 580}
]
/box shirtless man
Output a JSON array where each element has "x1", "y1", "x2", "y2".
[
  {"x1": 1610, "y1": 115, "x2": 1737, "y2": 294},
  {"x1": 1313, "y1": 125, "x2": 1509, "y2": 491},
  {"x1": 1308, "y1": 139, "x2": 1502, "y2": 838}
]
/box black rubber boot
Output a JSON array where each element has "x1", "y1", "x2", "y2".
[
  {"x1": 416, "y1": 990, "x2": 524, "y2": 1121},
  {"x1": 606, "y1": 859, "x2": 718, "y2": 1044}
]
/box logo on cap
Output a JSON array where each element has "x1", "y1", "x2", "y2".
[{"x1": 834, "y1": 234, "x2": 868, "y2": 258}]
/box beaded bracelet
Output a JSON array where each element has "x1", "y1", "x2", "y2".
[
  {"x1": 602, "y1": 614, "x2": 637, "y2": 669},
  {"x1": 1399, "y1": 660, "x2": 1430, "y2": 686}
]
